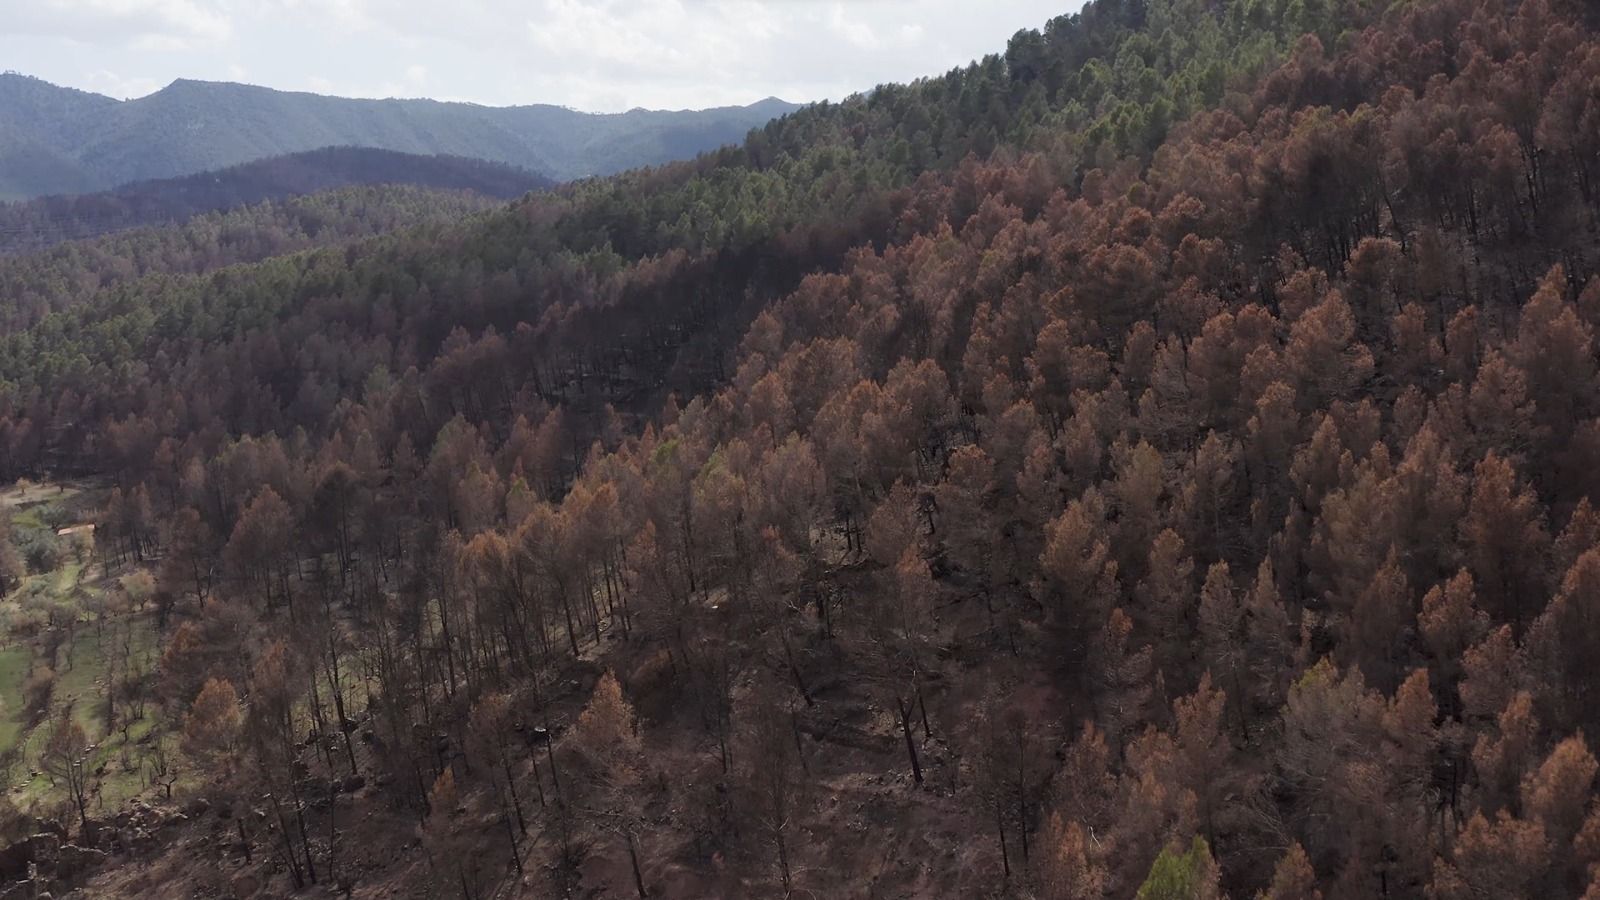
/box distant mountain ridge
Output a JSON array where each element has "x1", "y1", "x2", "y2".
[
  {"x1": 0, "y1": 146, "x2": 552, "y2": 256},
  {"x1": 0, "y1": 74, "x2": 800, "y2": 200}
]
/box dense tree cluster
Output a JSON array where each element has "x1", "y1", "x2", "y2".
[
  {"x1": 0, "y1": 147, "x2": 548, "y2": 257},
  {"x1": 0, "y1": 184, "x2": 510, "y2": 334},
  {"x1": 7, "y1": 0, "x2": 1600, "y2": 896}
]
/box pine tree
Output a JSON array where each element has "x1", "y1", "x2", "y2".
[{"x1": 182, "y1": 677, "x2": 243, "y2": 769}]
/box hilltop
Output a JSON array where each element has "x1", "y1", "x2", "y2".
[{"x1": 0, "y1": 74, "x2": 798, "y2": 199}]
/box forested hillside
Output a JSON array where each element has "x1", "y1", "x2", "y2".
[
  {"x1": 0, "y1": 75, "x2": 798, "y2": 200},
  {"x1": 0, "y1": 76, "x2": 117, "y2": 200},
  {"x1": 0, "y1": 148, "x2": 550, "y2": 256},
  {"x1": 0, "y1": 183, "x2": 517, "y2": 335},
  {"x1": 3, "y1": 0, "x2": 1600, "y2": 897}
]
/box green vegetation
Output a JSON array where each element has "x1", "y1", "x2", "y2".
[
  {"x1": 0, "y1": 481, "x2": 165, "y2": 813},
  {"x1": 0, "y1": 645, "x2": 30, "y2": 754},
  {"x1": 10, "y1": 617, "x2": 164, "y2": 808},
  {"x1": 1, "y1": 0, "x2": 1599, "y2": 896},
  {"x1": 0, "y1": 146, "x2": 549, "y2": 258},
  {"x1": 0, "y1": 182, "x2": 523, "y2": 335},
  {"x1": 1137, "y1": 837, "x2": 1221, "y2": 900}
]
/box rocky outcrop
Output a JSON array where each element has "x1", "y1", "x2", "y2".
[
  {"x1": 54, "y1": 844, "x2": 107, "y2": 881},
  {"x1": 0, "y1": 800, "x2": 190, "y2": 893},
  {"x1": 0, "y1": 832, "x2": 60, "y2": 883},
  {"x1": 0, "y1": 832, "x2": 106, "y2": 899}
]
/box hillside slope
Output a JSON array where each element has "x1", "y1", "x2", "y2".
[
  {"x1": 0, "y1": 77, "x2": 119, "y2": 201},
  {"x1": 0, "y1": 182, "x2": 515, "y2": 333},
  {"x1": 0, "y1": 74, "x2": 798, "y2": 199},
  {"x1": 0, "y1": 147, "x2": 551, "y2": 256},
  {"x1": 2, "y1": 0, "x2": 1600, "y2": 898}
]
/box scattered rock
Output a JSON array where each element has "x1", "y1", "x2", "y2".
[
  {"x1": 78, "y1": 818, "x2": 108, "y2": 849},
  {"x1": 26, "y1": 833, "x2": 61, "y2": 868},
  {"x1": 54, "y1": 845, "x2": 107, "y2": 880}
]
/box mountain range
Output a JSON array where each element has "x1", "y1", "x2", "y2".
[
  {"x1": 0, "y1": 73, "x2": 799, "y2": 200},
  {"x1": 0, "y1": 146, "x2": 551, "y2": 256}
]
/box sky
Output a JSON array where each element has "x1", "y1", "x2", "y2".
[{"x1": 0, "y1": 0, "x2": 1078, "y2": 113}]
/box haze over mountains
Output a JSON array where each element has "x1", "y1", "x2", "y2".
[
  {"x1": 0, "y1": 147, "x2": 551, "y2": 256},
  {"x1": 0, "y1": 73, "x2": 799, "y2": 200}
]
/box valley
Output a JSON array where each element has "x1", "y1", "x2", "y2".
[{"x1": 3, "y1": 0, "x2": 1600, "y2": 897}]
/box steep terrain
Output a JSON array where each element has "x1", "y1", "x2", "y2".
[
  {"x1": 0, "y1": 75, "x2": 799, "y2": 200},
  {"x1": 2, "y1": 0, "x2": 1600, "y2": 898},
  {"x1": 0, "y1": 76, "x2": 116, "y2": 201}
]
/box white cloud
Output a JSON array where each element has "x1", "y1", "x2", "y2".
[
  {"x1": 828, "y1": 3, "x2": 881, "y2": 50},
  {"x1": 3, "y1": 0, "x2": 232, "y2": 45},
  {"x1": 247, "y1": 0, "x2": 374, "y2": 32},
  {"x1": 0, "y1": 0, "x2": 1080, "y2": 111}
]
